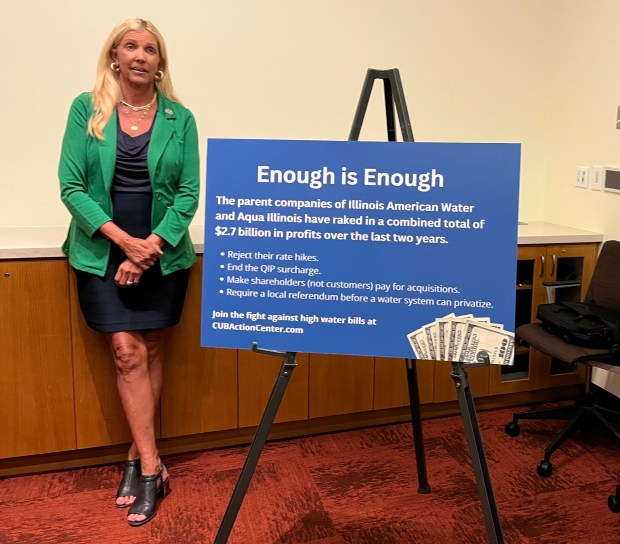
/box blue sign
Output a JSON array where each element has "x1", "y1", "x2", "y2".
[{"x1": 201, "y1": 139, "x2": 520, "y2": 358}]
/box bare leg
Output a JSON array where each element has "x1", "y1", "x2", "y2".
[
  {"x1": 125, "y1": 329, "x2": 168, "y2": 460},
  {"x1": 108, "y1": 331, "x2": 164, "y2": 513},
  {"x1": 144, "y1": 328, "x2": 168, "y2": 403}
]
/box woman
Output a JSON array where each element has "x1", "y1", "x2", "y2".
[{"x1": 59, "y1": 18, "x2": 199, "y2": 527}]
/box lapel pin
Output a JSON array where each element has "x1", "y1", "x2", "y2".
[{"x1": 165, "y1": 108, "x2": 174, "y2": 115}]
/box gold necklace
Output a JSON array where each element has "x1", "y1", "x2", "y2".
[
  {"x1": 120, "y1": 93, "x2": 157, "y2": 112},
  {"x1": 121, "y1": 102, "x2": 153, "y2": 131}
]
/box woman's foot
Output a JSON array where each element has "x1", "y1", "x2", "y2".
[
  {"x1": 116, "y1": 459, "x2": 141, "y2": 508},
  {"x1": 127, "y1": 464, "x2": 170, "y2": 526}
]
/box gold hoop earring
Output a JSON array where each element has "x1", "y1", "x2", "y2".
[
  {"x1": 155, "y1": 70, "x2": 164, "y2": 81},
  {"x1": 110, "y1": 62, "x2": 120, "y2": 73}
]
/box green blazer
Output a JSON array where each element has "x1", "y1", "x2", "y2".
[{"x1": 59, "y1": 92, "x2": 199, "y2": 276}]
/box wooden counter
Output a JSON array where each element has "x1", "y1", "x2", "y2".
[{"x1": 0, "y1": 222, "x2": 603, "y2": 475}]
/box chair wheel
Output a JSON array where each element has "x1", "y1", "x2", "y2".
[
  {"x1": 537, "y1": 460, "x2": 552, "y2": 477},
  {"x1": 505, "y1": 421, "x2": 520, "y2": 437},
  {"x1": 609, "y1": 495, "x2": 620, "y2": 513}
]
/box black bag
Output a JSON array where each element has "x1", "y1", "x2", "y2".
[{"x1": 536, "y1": 301, "x2": 620, "y2": 348}]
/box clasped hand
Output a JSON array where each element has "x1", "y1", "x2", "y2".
[
  {"x1": 115, "y1": 259, "x2": 144, "y2": 288},
  {"x1": 121, "y1": 237, "x2": 164, "y2": 270}
]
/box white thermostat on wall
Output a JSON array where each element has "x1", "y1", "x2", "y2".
[{"x1": 604, "y1": 168, "x2": 620, "y2": 193}]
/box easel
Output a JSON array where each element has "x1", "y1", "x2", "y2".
[
  {"x1": 214, "y1": 68, "x2": 504, "y2": 544},
  {"x1": 349, "y1": 68, "x2": 429, "y2": 497},
  {"x1": 214, "y1": 344, "x2": 297, "y2": 543},
  {"x1": 350, "y1": 68, "x2": 503, "y2": 544}
]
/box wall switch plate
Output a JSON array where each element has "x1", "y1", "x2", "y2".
[
  {"x1": 575, "y1": 166, "x2": 589, "y2": 188},
  {"x1": 592, "y1": 165, "x2": 604, "y2": 190}
]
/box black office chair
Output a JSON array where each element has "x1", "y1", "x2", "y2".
[{"x1": 505, "y1": 240, "x2": 620, "y2": 478}]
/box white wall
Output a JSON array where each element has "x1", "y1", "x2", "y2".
[
  {"x1": 543, "y1": 0, "x2": 620, "y2": 241},
  {"x1": 0, "y1": 1, "x2": 580, "y2": 233}
]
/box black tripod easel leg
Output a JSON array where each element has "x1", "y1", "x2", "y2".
[
  {"x1": 214, "y1": 346, "x2": 298, "y2": 544},
  {"x1": 349, "y1": 68, "x2": 414, "y2": 143},
  {"x1": 405, "y1": 359, "x2": 430, "y2": 493},
  {"x1": 349, "y1": 68, "x2": 428, "y2": 495},
  {"x1": 451, "y1": 362, "x2": 504, "y2": 544},
  {"x1": 608, "y1": 484, "x2": 620, "y2": 512}
]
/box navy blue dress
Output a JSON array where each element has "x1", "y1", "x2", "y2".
[{"x1": 75, "y1": 119, "x2": 190, "y2": 332}]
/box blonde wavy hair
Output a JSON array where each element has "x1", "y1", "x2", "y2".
[{"x1": 88, "y1": 18, "x2": 181, "y2": 140}]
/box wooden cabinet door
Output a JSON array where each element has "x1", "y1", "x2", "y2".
[
  {"x1": 238, "y1": 350, "x2": 309, "y2": 427},
  {"x1": 309, "y1": 354, "x2": 374, "y2": 418},
  {"x1": 434, "y1": 363, "x2": 490, "y2": 402},
  {"x1": 161, "y1": 346, "x2": 237, "y2": 437},
  {"x1": 161, "y1": 258, "x2": 238, "y2": 437},
  {"x1": 0, "y1": 260, "x2": 76, "y2": 458},
  {"x1": 544, "y1": 244, "x2": 597, "y2": 294},
  {"x1": 374, "y1": 357, "x2": 434, "y2": 409}
]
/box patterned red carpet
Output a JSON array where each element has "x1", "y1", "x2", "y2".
[{"x1": 1, "y1": 404, "x2": 619, "y2": 543}]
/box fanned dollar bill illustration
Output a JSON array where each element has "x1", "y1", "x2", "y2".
[{"x1": 407, "y1": 313, "x2": 514, "y2": 365}]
